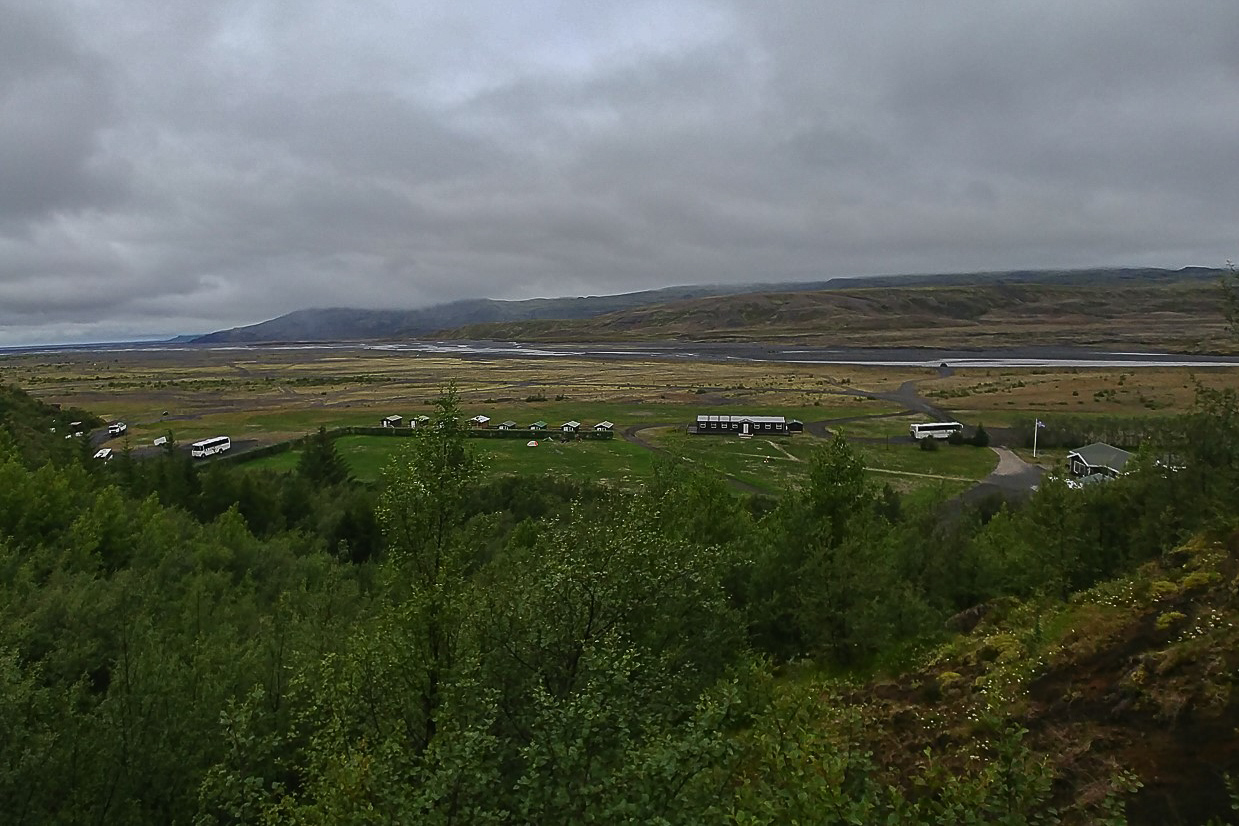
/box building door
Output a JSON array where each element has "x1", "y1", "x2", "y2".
[{"x1": 741, "y1": 421, "x2": 751, "y2": 436}]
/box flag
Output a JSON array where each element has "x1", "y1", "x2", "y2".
[{"x1": 1036, "y1": 419, "x2": 1046, "y2": 428}]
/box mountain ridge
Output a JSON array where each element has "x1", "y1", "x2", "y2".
[{"x1": 192, "y1": 267, "x2": 1225, "y2": 344}]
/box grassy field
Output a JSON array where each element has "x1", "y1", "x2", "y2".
[
  {"x1": 927, "y1": 366, "x2": 1236, "y2": 419},
  {"x1": 857, "y1": 441, "x2": 998, "y2": 481},
  {"x1": 242, "y1": 427, "x2": 998, "y2": 496},
  {"x1": 5, "y1": 346, "x2": 1232, "y2": 496},
  {"x1": 245, "y1": 434, "x2": 658, "y2": 486},
  {"x1": 645, "y1": 429, "x2": 997, "y2": 495},
  {"x1": 0, "y1": 349, "x2": 907, "y2": 448},
  {"x1": 826, "y1": 412, "x2": 933, "y2": 439}
]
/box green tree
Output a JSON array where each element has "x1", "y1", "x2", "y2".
[
  {"x1": 743, "y1": 435, "x2": 908, "y2": 661},
  {"x1": 375, "y1": 384, "x2": 482, "y2": 751},
  {"x1": 297, "y1": 426, "x2": 352, "y2": 486}
]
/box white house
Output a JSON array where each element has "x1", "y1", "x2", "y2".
[
  {"x1": 561, "y1": 420, "x2": 581, "y2": 433},
  {"x1": 593, "y1": 421, "x2": 615, "y2": 432}
]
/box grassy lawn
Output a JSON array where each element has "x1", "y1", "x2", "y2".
[
  {"x1": 242, "y1": 428, "x2": 999, "y2": 498},
  {"x1": 859, "y1": 441, "x2": 998, "y2": 481},
  {"x1": 648, "y1": 430, "x2": 821, "y2": 495},
  {"x1": 828, "y1": 413, "x2": 933, "y2": 439},
  {"x1": 243, "y1": 434, "x2": 657, "y2": 486},
  {"x1": 646, "y1": 430, "x2": 998, "y2": 496}
]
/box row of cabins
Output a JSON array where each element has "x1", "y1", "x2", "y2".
[{"x1": 381, "y1": 414, "x2": 615, "y2": 434}]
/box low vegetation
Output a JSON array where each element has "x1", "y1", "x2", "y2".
[
  {"x1": 4, "y1": 376, "x2": 1239, "y2": 823},
  {"x1": 437, "y1": 280, "x2": 1235, "y2": 353}
]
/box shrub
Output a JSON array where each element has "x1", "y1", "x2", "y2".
[{"x1": 1156, "y1": 611, "x2": 1186, "y2": 631}]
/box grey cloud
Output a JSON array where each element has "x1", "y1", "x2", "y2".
[
  {"x1": 1, "y1": 0, "x2": 1237, "y2": 346},
  {"x1": 0, "y1": 4, "x2": 126, "y2": 225}
]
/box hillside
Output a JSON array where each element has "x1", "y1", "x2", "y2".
[
  {"x1": 439, "y1": 277, "x2": 1232, "y2": 352},
  {"x1": 5, "y1": 380, "x2": 1239, "y2": 822},
  {"x1": 192, "y1": 267, "x2": 1225, "y2": 345},
  {"x1": 841, "y1": 531, "x2": 1239, "y2": 823},
  {"x1": 191, "y1": 285, "x2": 759, "y2": 343},
  {"x1": 0, "y1": 383, "x2": 101, "y2": 467}
]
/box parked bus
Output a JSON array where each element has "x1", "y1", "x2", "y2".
[
  {"x1": 190, "y1": 436, "x2": 231, "y2": 458},
  {"x1": 909, "y1": 421, "x2": 964, "y2": 440}
]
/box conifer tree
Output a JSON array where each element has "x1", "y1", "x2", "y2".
[{"x1": 296, "y1": 426, "x2": 351, "y2": 486}]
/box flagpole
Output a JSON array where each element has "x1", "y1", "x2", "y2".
[{"x1": 1033, "y1": 421, "x2": 1038, "y2": 458}]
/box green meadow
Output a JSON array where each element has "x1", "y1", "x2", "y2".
[{"x1": 243, "y1": 426, "x2": 1002, "y2": 497}]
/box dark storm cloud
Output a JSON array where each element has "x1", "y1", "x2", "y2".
[{"x1": 0, "y1": 0, "x2": 1236, "y2": 345}]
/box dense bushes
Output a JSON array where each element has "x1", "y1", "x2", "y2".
[{"x1": 4, "y1": 383, "x2": 1239, "y2": 822}]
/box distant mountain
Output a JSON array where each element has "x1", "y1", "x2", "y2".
[
  {"x1": 192, "y1": 285, "x2": 756, "y2": 343},
  {"x1": 193, "y1": 268, "x2": 1225, "y2": 344},
  {"x1": 435, "y1": 268, "x2": 1233, "y2": 352}
]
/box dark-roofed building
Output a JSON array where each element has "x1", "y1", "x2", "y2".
[
  {"x1": 593, "y1": 421, "x2": 615, "y2": 432},
  {"x1": 381, "y1": 415, "x2": 403, "y2": 428},
  {"x1": 1067, "y1": 442, "x2": 1133, "y2": 478},
  {"x1": 498, "y1": 420, "x2": 518, "y2": 430},
  {"x1": 561, "y1": 420, "x2": 581, "y2": 433},
  {"x1": 692, "y1": 414, "x2": 787, "y2": 436},
  {"x1": 529, "y1": 420, "x2": 547, "y2": 431}
]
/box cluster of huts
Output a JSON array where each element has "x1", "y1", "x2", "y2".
[
  {"x1": 380, "y1": 411, "x2": 807, "y2": 438},
  {"x1": 380, "y1": 414, "x2": 615, "y2": 434}
]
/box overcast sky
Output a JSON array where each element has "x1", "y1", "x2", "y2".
[{"x1": 1, "y1": 1, "x2": 1237, "y2": 345}]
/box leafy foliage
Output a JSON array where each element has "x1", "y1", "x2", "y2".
[{"x1": 2, "y1": 380, "x2": 1239, "y2": 822}]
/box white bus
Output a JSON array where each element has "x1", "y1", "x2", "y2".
[
  {"x1": 190, "y1": 436, "x2": 231, "y2": 458},
  {"x1": 909, "y1": 421, "x2": 964, "y2": 440}
]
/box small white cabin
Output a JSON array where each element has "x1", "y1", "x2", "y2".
[{"x1": 381, "y1": 415, "x2": 403, "y2": 428}]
